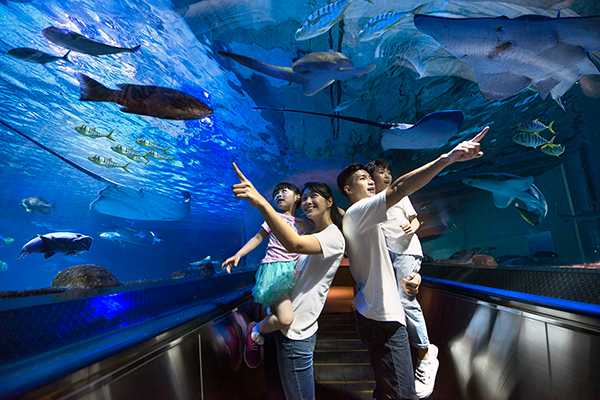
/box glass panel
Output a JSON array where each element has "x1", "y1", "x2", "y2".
[{"x1": 1, "y1": 0, "x2": 599, "y2": 302}]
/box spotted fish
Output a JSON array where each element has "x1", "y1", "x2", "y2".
[{"x1": 295, "y1": 0, "x2": 353, "y2": 41}]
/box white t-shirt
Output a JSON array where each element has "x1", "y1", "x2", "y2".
[
  {"x1": 282, "y1": 224, "x2": 345, "y2": 340},
  {"x1": 381, "y1": 197, "x2": 423, "y2": 256},
  {"x1": 343, "y1": 191, "x2": 406, "y2": 324}
]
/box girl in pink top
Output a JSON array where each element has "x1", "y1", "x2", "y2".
[{"x1": 222, "y1": 182, "x2": 312, "y2": 368}]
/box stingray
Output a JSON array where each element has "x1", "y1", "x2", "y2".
[
  {"x1": 218, "y1": 50, "x2": 376, "y2": 96},
  {"x1": 0, "y1": 119, "x2": 191, "y2": 221},
  {"x1": 253, "y1": 107, "x2": 464, "y2": 150},
  {"x1": 413, "y1": 14, "x2": 600, "y2": 109}
]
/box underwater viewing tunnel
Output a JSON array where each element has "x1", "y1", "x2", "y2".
[{"x1": 1, "y1": 0, "x2": 600, "y2": 399}]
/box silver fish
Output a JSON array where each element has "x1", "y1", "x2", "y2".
[
  {"x1": 512, "y1": 132, "x2": 548, "y2": 148},
  {"x1": 42, "y1": 26, "x2": 141, "y2": 56},
  {"x1": 295, "y1": 0, "x2": 352, "y2": 41},
  {"x1": 145, "y1": 151, "x2": 174, "y2": 163},
  {"x1": 358, "y1": 4, "x2": 427, "y2": 42},
  {"x1": 75, "y1": 124, "x2": 115, "y2": 140},
  {"x1": 540, "y1": 136, "x2": 565, "y2": 156},
  {"x1": 135, "y1": 138, "x2": 170, "y2": 154},
  {"x1": 111, "y1": 145, "x2": 149, "y2": 164},
  {"x1": 518, "y1": 119, "x2": 555, "y2": 134},
  {"x1": 77, "y1": 74, "x2": 213, "y2": 120},
  {"x1": 88, "y1": 155, "x2": 131, "y2": 172},
  {"x1": 8, "y1": 47, "x2": 70, "y2": 64}
]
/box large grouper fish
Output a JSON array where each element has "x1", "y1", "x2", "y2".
[
  {"x1": 42, "y1": 26, "x2": 141, "y2": 56},
  {"x1": 77, "y1": 73, "x2": 214, "y2": 120},
  {"x1": 18, "y1": 232, "x2": 93, "y2": 259}
]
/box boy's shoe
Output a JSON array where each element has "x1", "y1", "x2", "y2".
[
  {"x1": 415, "y1": 344, "x2": 439, "y2": 399},
  {"x1": 244, "y1": 322, "x2": 263, "y2": 368}
]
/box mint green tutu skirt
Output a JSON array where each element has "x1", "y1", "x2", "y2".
[{"x1": 252, "y1": 260, "x2": 297, "y2": 306}]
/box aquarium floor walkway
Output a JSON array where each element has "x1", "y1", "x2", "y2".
[{"x1": 315, "y1": 286, "x2": 374, "y2": 400}]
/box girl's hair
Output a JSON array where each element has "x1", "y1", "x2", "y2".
[
  {"x1": 303, "y1": 182, "x2": 343, "y2": 230},
  {"x1": 272, "y1": 182, "x2": 301, "y2": 199}
]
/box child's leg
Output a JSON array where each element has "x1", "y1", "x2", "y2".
[{"x1": 257, "y1": 294, "x2": 294, "y2": 335}]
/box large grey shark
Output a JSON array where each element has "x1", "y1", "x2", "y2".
[
  {"x1": 0, "y1": 119, "x2": 190, "y2": 221},
  {"x1": 414, "y1": 14, "x2": 600, "y2": 109},
  {"x1": 218, "y1": 50, "x2": 376, "y2": 96},
  {"x1": 462, "y1": 173, "x2": 548, "y2": 226}
]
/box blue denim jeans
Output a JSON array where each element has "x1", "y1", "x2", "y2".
[
  {"x1": 356, "y1": 312, "x2": 417, "y2": 400},
  {"x1": 269, "y1": 330, "x2": 317, "y2": 400},
  {"x1": 389, "y1": 253, "x2": 430, "y2": 350}
]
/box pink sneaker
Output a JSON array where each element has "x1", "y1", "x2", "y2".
[{"x1": 244, "y1": 322, "x2": 261, "y2": 368}]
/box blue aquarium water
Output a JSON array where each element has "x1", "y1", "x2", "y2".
[{"x1": 1, "y1": 0, "x2": 600, "y2": 292}]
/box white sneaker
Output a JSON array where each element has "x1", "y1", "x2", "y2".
[{"x1": 415, "y1": 344, "x2": 439, "y2": 399}]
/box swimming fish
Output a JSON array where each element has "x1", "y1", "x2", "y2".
[
  {"x1": 42, "y1": 26, "x2": 141, "y2": 56},
  {"x1": 111, "y1": 145, "x2": 149, "y2": 164},
  {"x1": 358, "y1": 4, "x2": 427, "y2": 42},
  {"x1": 518, "y1": 119, "x2": 555, "y2": 134},
  {"x1": 99, "y1": 231, "x2": 127, "y2": 243},
  {"x1": 135, "y1": 230, "x2": 147, "y2": 240},
  {"x1": 253, "y1": 107, "x2": 464, "y2": 150},
  {"x1": 145, "y1": 151, "x2": 174, "y2": 163},
  {"x1": 540, "y1": 136, "x2": 565, "y2": 156},
  {"x1": 1, "y1": 119, "x2": 192, "y2": 221},
  {"x1": 20, "y1": 196, "x2": 55, "y2": 214},
  {"x1": 75, "y1": 124, "x2": 115, "y2": 140},
  {"x1": 150, "y1": 231, "x2": 162, "y2": 245},
  {"x1": 512, "y1": 132, "x2": 548, "y2": 148},
  {"x1": 190, "y1": 255, "x2": 211, "y2": 266},
  {"x1": 77, "y1": 73, "x2": 214, "y2": 120},
  {"x1": 135, "y1": 138, "x2": 170, "y2": 154},
  {"x1": 88, "y1": 155, "x2": 131, "y2": 173},
  {"x1": 413, "y1": 15, "x2": 600, "y2": 109},
  {"x1": 295, "y1": 0, "x2": 352, "y2": 41},
  {"x1": 218, "y1": 50, "x2": 375, "y2": 96},
  {"x1": 8, "y1": 47, "x2": 70, "y2": 64},
  {"x1": 462, "y1": 173, "x2": 548, "y2": 226},
  {"x1": 333, "y1": 98, "x2": 358, "y2": 112},
  {"x1": 0, "y1": 261, "x2": 8, "y2": 271},
  {"x1": 557, "y1": 207, "x2": 600, "y2": 222},
  {"x1": 17, "y1": 232, "x2": 93, "y2": 259},
  {"x1": 0, "y1": 235, "x2": 15, "y2": 247},
  {"x1": 91, "y1": 187, "x2": 191, "y2": 221}
]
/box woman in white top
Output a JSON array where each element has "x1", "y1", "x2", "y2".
[{"x1": 231, "y1": 163, "x2": 345, "y2": 400}]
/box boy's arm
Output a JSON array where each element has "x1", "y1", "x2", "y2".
[
  {"x1": 386, "y1": 127, "x2": 488, "y2": 210},
  {"x1": 222, "y1": 228, "x2": 268, "y2": 273},
  {"x1": 401, "y1": 216, "x2": 420, "y2": 235},
  {"x1": 232, "y1": 163, "x2": 324, "y2": 255}
]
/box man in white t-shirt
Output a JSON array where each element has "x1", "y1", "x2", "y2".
[{"x1": 337, "y1": 128, "x2": 487, "y2": 399}]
